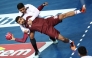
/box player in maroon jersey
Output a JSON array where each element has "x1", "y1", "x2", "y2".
[{"x1": 11, "y1": 4, "x2": 86, "y2": 58}]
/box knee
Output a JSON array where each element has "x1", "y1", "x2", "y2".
[
  {"x1": 58, "y1": 14, "x2": 64, "y2": 20},
  {"x1": 30, "y1": 37, "x2": 34, "y2": 39},
  {"x1": 58, "y1": 34, "x2": 65, "y2": 41},
  {"x1": 29, "y1": 35, "x2": 34, "y2": 39}
]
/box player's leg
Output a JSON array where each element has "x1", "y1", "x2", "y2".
[
  {"x1": 44, "y1": 17, "x2": 59, "y2": 43},
  {"x1": 45, "y1": 5, "x2": 86, "y2": 27},
  {"x1": 58, "y1": 5, "x2": 86, "y2": 21},
  {"x1": 45, "y1": 15, "x2": 61, "y2": 26},
  {"x1": 57, "y1": 34, "x2": 76, "y2": 50},
  {"x1": 45, "y1": 26, "x2": 76, "y2": 50},
  {"x1": 29, "y1": 31, "x2": 39, "y2": 57}
]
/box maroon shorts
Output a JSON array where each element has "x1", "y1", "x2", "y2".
[{"x1": 41, "y1": 15, "x2": 62, "y2": 39}]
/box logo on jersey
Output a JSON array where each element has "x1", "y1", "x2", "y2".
[{"x1": 0, "y1": 8, "x2": 76, "y2": 28}]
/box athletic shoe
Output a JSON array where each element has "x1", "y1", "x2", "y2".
[{"x1": 80, "y1": 5, "x2": 86, "y2": 13}]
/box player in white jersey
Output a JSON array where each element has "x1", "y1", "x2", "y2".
[{"x1": 78, "y1": 46, "x2": 92, "y2": 58}]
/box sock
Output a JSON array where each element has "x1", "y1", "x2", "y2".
[
  {"x1": 69, "y1": 39, "x2": 74, "y2": 47},
  {"x1": 74, "y1": 10, "x2": 81, "y2": 14},
  {"x1": 49, "y1": 37, "x2": 56, "y2": 41},
  {"x1": 30, "y1": 39, "x2": 39, "y2": 55},
  {"x1": 69, "y1": 39, "x2": 73, "y2": 43}
]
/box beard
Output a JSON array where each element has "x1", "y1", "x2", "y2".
[{"x1": 22, "y1": 20, "x2": 26, "y2": 25}]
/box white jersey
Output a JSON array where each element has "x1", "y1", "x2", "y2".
[
  {"x1": 18, "y1": 4, "x2": 40, "y2": 34},
  {"x1": 20, "y1": 25, "x2": 30, "y2": 34},
  {"x1": 81, "y1": 56, "x2": 92, "y2": 58},
  {"x1": 19, "y1": 4, "x2": 39, "y2": 21}
]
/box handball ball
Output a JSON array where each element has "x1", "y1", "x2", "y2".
[{"x1": 5, "y1": 32, "x2": 12, "y2": 40}]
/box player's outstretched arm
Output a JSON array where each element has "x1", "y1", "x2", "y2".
[
  {"x1": 37, "y1": 2, "x2": 48, "y2": 11},
  {"x1": 11, "y1": 33, "x2": 29, "y2": 43}
]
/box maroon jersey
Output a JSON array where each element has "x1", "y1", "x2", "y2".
[
  {"x1": 29, "y1": 17, "x2": 45, "y2": 32},
  {"x1": 26, "y1": 15, "x2": 61, "y2": 39},
  {"x1": 15, "y1": 4, "x2": 46, "y2": 43}
]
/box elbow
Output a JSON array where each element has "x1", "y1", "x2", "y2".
[{"x1": 15, "y1": 38, "x2": 27, "y2": 43}]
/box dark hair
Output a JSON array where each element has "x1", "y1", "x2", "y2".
[
  {"x1": 15, "y1": 16, "x2": 20, "y2": 23},
  {"x1": 17, "y1": 3, "x2": 24, "y2": 9},
  {"x1": 78, "y1": 46, "x2": 87, "y2": 56}
]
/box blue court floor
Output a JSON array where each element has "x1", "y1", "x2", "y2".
[{"x1": 0, "y1": 0, "x2": 92, "y2": 58}]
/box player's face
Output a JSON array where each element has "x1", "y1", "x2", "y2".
[
  {"x1": 19, "y1": 7, "x2": 26, "y2": 13},
  {"x1": 17, "y1": 17, "x2": 25, "y2": 25}
]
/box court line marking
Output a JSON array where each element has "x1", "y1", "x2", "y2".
[{"x1": 70, "y1": 21, "x2": 92, "y2": 58}]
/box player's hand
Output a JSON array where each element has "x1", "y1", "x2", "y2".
[
  {"x1": 11, "y1": 34, "x2": 15, "y2": 40},
  {"x1": 24, "y1": 30, "x2": 29, "y2": 33},
  {"x1": 28, "y1": 20, "x2": 32, "y2": 25},
  {"x1": 43, "y1": 2, "x2": 48, "y2": 6}
]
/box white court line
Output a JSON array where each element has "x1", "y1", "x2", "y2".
[
  {"x1": 70, "y1": 21, "x2": 92, "y2": 58},
  {"x1": 90, "y1": 22, "x2": 92, "y2": 24},
  {"x1": 0, "y1": 24, "x2": 19, "y2": 28},
  {"x1": 77, "y1": 43, "x2": 80, "y2": 46},
  {"x1": 82, "y1": 34, "x2": 85, "y2": 37},
  {"x1": 85, "y1": 30, "x2": 88, "y2": 33},
  {"x1": 80, "y1": 39, "x2": 83, "y2": 41},
  {"x1": 87, "y1": 26, "x2": 90, "y2": 28}
]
